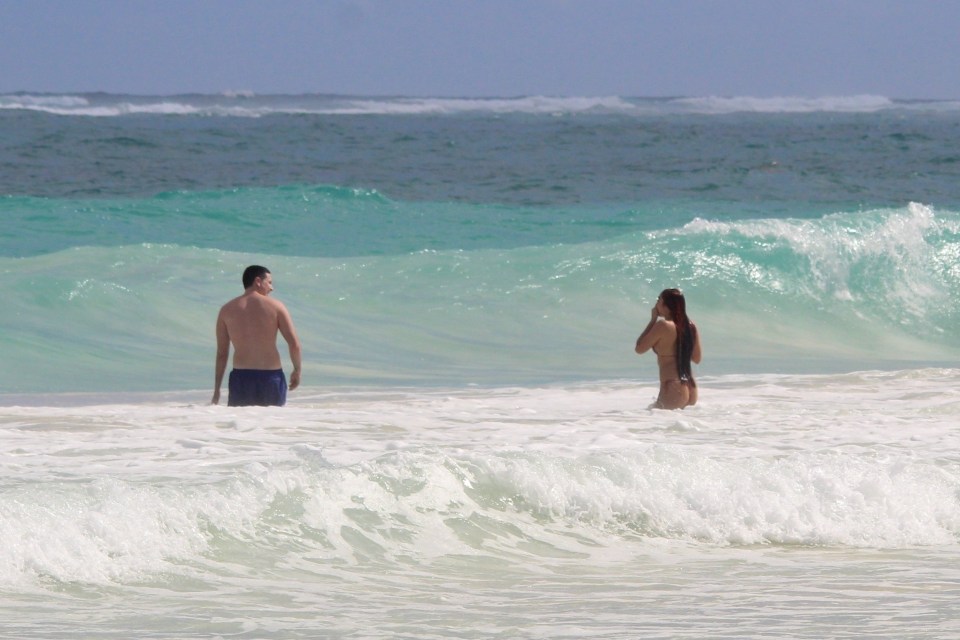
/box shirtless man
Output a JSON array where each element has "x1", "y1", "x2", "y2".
[
  {"x1": 211, "y1": 265, "x2": 302, "y2": 406},
  {"x1": 634, "y1": 288, "x2": 702, "y2": 410}
]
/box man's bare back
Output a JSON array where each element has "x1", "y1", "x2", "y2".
[
  {"x1": 219, "y1": 292, "x2": 287, "y2": 370},
  {"x1": 211, "y1": 267, "x2": 302, "y2": 406}
]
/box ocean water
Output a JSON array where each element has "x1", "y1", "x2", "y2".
[{"x1": 1, "y1": 93, "x2": 960, "y2": 638}]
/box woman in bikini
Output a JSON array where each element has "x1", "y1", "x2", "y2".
[{"x1": 634, "y1": 288, "x2": 702, "y2": 409}]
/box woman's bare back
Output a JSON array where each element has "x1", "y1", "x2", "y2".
[{"x1": 652, "y1": 323, "x2": 696, "y2": 409}]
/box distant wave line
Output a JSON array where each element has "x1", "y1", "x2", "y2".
[{"x1": 2, "y1": 93, "x2": 958, "y2": 117}]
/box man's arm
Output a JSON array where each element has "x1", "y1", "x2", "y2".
[
  {"x1": 277, "y1": 302, "x2": 302, "y2": 390},
  {"x1": 211, "y1": 311, "x2": 230, "y2": 404}
]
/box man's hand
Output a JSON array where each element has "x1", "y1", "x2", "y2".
[
  {"x1": 289, "y1": 369, "x2": 301, "y2": 391},
  {"x1": 211, "y1": 389, "x2": 220, "y2": 405}
]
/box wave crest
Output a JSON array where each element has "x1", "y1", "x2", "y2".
[
  {"x1": 4, "y1": 93, "x2": 955, "y2": 118},
  {"x1": 673, "y1": 94, "x2": 898, "y2": 114}
]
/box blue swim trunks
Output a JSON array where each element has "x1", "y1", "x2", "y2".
[{"x1": 228, "y1": 369, "x2": 287, "y2": 407}]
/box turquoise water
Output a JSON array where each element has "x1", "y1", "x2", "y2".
[{"x1": 3, "y1": 196, "x2": 959, "y2": 394}]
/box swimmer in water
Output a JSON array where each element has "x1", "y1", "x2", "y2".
[
  {"x1": 634, "y1": 288, "x2": 702, "y2": 409},
  {"x1": 211, "y1": 265, "x2": 302, "y2": 407}
]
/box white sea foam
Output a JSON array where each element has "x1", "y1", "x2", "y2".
[
  {"x1": 320, "y1": 95, "x2": 637, "y2": 115},
  {"x1": 2, "y1": 370, "x2": 959, "y2": 569},
  {"x1": 673, "y1": 94, "x2": 898, "y2": 113},
  {"x1": 2, "y1": 371, "x2": 959, "y2": 636},
  {"x1": 4, "y1": 92, "x2": 955, "y2": 118},
  {"x1": 0, "y1": 93, "x2": 637, "y2": 118},
  {"x1": 677, "y1": 203, "x2": 957, "y2": 339}
]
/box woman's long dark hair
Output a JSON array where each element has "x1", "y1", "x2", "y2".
[{"x1": 659, "y1": 288, "x2": 696, "y2": 387}]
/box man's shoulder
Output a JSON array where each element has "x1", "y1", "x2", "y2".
[
  {"x1": 219, "y1": 295, "x2": 245, "y2": 312},
  {"x1": 221, "y1": 292, "x2": 287, "y2": 315}
]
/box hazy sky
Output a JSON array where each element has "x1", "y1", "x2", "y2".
[{"x1": 1, "y1": 0, "x2": 957, "y2": 98}]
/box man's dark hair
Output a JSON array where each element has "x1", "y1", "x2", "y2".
[{"x1": 242, "y1": 265, "x2": 270, "y2": 289}]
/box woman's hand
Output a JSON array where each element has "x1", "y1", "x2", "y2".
[{"x1": 636, "y1": 304, "x2": 663, "y2": 354}]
